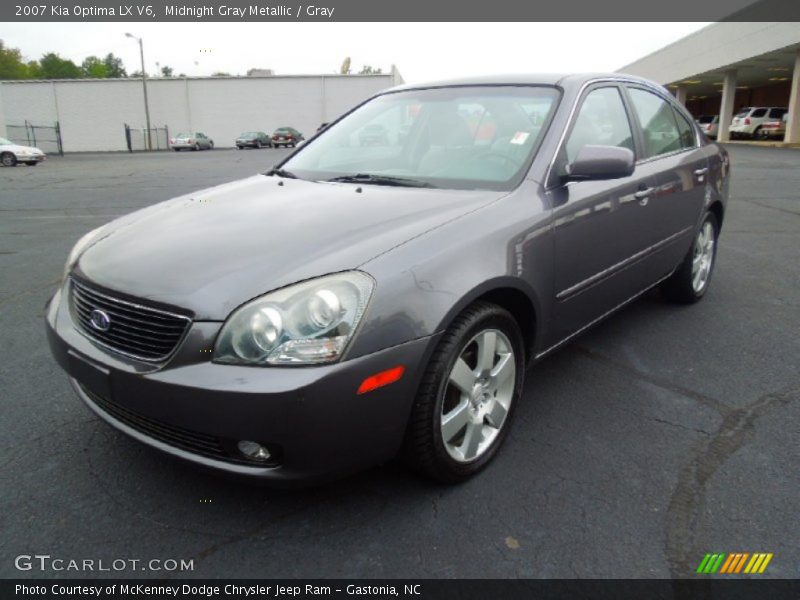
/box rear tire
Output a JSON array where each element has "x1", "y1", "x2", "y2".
[
  {"x1": 402, "y1": 301, "x2": 525, "y2": 483},
  {"x1": 1, "y1": 152, "x2": 17, "y2": 167},
  {"x1": 661, "y1": 212, "x2": 719, "y2": 303}
]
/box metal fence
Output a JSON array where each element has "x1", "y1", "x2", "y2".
[
  {"x1": 5, "y1": 121, "x2": 63, "y2": 156},
  {"x1": 124, "y1": 124, "x2": 170, "y2": 152}
]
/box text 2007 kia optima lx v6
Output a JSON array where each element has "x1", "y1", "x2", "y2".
[{"x1": 47, "y1": 74, "x2": 729, "y2": 485}]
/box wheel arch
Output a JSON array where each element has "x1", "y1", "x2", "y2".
[
  {"x1": 708, "y1": 200, "x2": 724, "y2": 229},
  {"x1": 434, "y1": 277, "x2": 540, "y2": 363}
]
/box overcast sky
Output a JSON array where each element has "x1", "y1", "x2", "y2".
[{"x1": 0, "y1": 22, "x2": 709, "y2": 83}]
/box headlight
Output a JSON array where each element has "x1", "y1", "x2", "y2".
[
  {"x1": 213, "y1": 271, "x2": 374, "y2": 366},
  {"x1": 63, "y1": 226, "x2": 106, "y2": 280}
]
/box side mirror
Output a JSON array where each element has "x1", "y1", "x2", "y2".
[{"x1": 566, "y1": 145, "x2": 635, "y2": 181}]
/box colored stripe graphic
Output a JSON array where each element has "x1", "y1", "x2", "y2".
[
  {"x1": 759, "y1": 553, "x2": 773, "y2": 573},
  {"x1": 745, "y1": 554, "x2": 761, "y2": 573},
  {"x1": 699, "y1": 553, "x2": 774, "y2": 574},
  {"x1": 710, "y1": 554, "x2": 725, "y2": 573},
  {"x1": 696, "y1": 554, "x2": 712, "y2": 574},
  {"x1": 719, "y1": 554, "x2": 735, "y2": 573},
  {"x1": 734, "y1": 553, "x2": 749, "y2": 573}
]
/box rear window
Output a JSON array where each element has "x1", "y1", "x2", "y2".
[
  {"x1": 751, "y1": 108, "x2": 767, "y2": 118},
  {"x1": 696, "y1": 115, "x2": 715, "y2": 124},
  {"x1": 735, "y1": 108, "x2": 752, "y2": 117}
]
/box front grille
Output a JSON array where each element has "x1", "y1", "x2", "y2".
[
  {"x1": 69, "y1": 278, "x2": 191, "y2": 362},
  {"x1": 79, "y1": 384, "x2": 279, "y2": 467}
]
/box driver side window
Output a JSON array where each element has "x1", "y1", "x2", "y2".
[{"x1": 565, "y1": 87, "x2": 634, "y2": 164}]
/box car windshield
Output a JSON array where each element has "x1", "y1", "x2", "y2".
[
  {"x1": 0, "y1": 137, "x2": 12, "y2": 145},
  {"x1": 275, "y1": 128, "x2": 292, "y2": 134},
  {"x1": 735, "y1": 108, "x2": 752, "y2": 117},
  {"x1": 176, "y1": 132, "x2": 191, "y2": 138},
  {"x1": 280, "y1": 85, "x2": 560, "y2": 191},
  {"x1": 241, "y1": 132, "x2": 259, "y2": 137},
  {"x1": 696, "y1": 115, "x2": 715, "y2": 124}
]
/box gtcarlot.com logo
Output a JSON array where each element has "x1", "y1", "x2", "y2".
[
  {"x1": 696, "y1": 552, "x2": 773, "y2": 574},
  {"x1": 14, "y1": 554, "x2": 194, "y2": 572}
]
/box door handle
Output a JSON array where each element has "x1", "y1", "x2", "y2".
[
  {"x1": 694, "y1": 167, "x2": 708, "y2": 178},
  {"x1": 634, "y1": 187, "x2": 654, "y2": 206}
]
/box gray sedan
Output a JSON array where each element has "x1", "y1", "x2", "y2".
[
  {"x1": 170, "y1": 131, "x2": 214, "y2": 151},
  {"x1": 47, "y1": 73, "x2": 729, "y2": 485}
]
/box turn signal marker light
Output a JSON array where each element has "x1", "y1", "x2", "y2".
[{"x1": 357, "y1": 365, "x2": 405, "y2": 395}]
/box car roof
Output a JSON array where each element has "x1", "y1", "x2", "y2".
[{"x1": 385, "y1": 73, "x2": 666, "y2": 93}]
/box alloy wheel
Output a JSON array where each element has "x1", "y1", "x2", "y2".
[
  {"x1": 692, "y1": 221, "x2": 715, "y2": 293},
  {"x1": 440, "y1": 329, "x2": 516, "y2": 463}
]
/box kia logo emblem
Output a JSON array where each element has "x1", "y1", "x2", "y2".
[{"x1": 89, "y1": 309, "x2": 111, "y2": 332}]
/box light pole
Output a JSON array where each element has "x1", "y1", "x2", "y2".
[{"x1": 125, "y1": 32, "x2": 152, "y2": 150}]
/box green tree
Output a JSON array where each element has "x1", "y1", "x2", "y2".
[
  {"x1": 160, "y1": 65, "x2": 174, "y2": 77},
  {"x1": 81, "y1": 55, "x2": 108, "y2": 78},
  {"x1": 103, "y1": 53, "x2": 126, "y2": 78},
  {"x1": 39, "y1": 52, "x2": 82, "y2": 79},
  {"x1": 26, "y1": 60, "x2": 42, "y2": 78},
  {"x1": 359, "y1": 65, "x2": 382, "y2": 75},
  {"x1": 211, "y1": 71, "x2": 231, "y2": 77},
  {"x1": 0, "y1": 40, "x2": 30, "y2": 79}
]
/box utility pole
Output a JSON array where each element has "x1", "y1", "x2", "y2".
[{"x1": 126, "y1": 33, "x2": 153, "y2": 150}]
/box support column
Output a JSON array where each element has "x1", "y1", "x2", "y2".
[
  {"x1": 785, "y1": 48, "x2": 800, "y2": 144},
  {"x1": 717, "y1": 70, "x2": 737, "y2": 143},
  {"x1": 0, "y1": 83, "x2": 6, "y2": 138},
  {"x1": 675, "y1": 86, "x2": 687, "y2": 106}
]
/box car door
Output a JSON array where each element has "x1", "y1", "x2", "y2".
[
  {"x1": 544, "y1": 83, "x2": 659, "y2": 346},
  {"x1": 624, "y1": 85, "x2": 711, "y2": 277}
]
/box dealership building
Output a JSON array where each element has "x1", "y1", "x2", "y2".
[
  {"x1": 0, "y1": 68, "x2": 403, "y2": 152},
  {"x1": 620, "y1": 22, "x2": 800, "y2": 143}
]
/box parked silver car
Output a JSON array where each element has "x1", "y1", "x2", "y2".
[
  {"x1": 170, "y1": 132, "x2": 214, "y2": 151},
  {"x1": 729, "y1": 107, "x2": 787, "y2": 139},
  {"x1": 695, "y1": 115, "x2": 719, "y2": 139},
  {"x1": 0, "y1": 137, "x2": 46, "y2": 166}
]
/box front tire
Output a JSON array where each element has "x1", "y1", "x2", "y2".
[
  {"x1": 1, "y1": 152, "x2": 17, "y2": 167},
  {"x1": 661, "y1": 212, "x2": 719, "y2": 303},
  {"x1": 403, "y1": 301, "x2": 525, "y2": 483}
]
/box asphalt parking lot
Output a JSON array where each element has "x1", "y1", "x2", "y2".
[{"x1": 1, "y1": 145, "x2": 798, "y2": 579}]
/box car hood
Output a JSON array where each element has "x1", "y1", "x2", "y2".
[
  {"x1": 76, "y1": 175, "x2": 505, "y2": 319},
  {"x1": 1, "y1": 143, "x2": 44, "y2": 154}
]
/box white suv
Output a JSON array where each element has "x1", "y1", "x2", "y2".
[{"x1": 730, "y1": 107, "x2": 787, "y2": 139}]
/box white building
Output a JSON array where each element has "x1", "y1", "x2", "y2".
[
  {"x1": 0, "y1": 67, "x2": 403, "y2": 151},
  {"x1": 620, "y1": 22, "x2": 800, "y2": 143}
]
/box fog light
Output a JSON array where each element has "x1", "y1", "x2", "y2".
[{"x1": 237, "y1": 440, "x2": 271, "y2": 461}]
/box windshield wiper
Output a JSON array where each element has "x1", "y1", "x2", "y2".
[
  {"x1": 326, "y1": 173, "x2": 434, "y2": 188},
  {"x1": 265, "y1": 168, "x2": 298, "y2": 179}
]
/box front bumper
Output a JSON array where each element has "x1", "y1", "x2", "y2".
[
  {"x1": 45, "y1": 283, "x2": 436, "y2": 486},
  {"x1": 16, "y1": 153, "x2": 46, "y2": 162}
]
